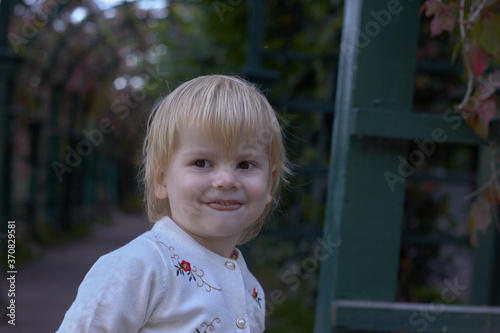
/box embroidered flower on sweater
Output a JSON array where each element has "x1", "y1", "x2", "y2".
[
  {"x1": 252, "y1": 287, "x2": 262, "y2": 308},
  {"x1": 180, "y1": 260, "x2": 191, "y2": 272},
  {"x1": 156, "y1": 235, "x2": 222, "y2": 292},
  {"x1": 175, "y1": 260, "x2": 196, "y2": 281}
]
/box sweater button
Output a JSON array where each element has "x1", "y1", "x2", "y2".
[
  {"x1": 225, "y1": 261, "x2": 236, "y2": 270},
  {"x1": 236, "y1": 317, "x2": 247, "y2": 329}
]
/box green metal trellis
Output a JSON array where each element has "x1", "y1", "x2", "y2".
[
  {"x1": 314, "y1": 1, "x2": 500, "y2": 332},
  {"x1": 0, "y1": 0, "x2": 127, "y2": 248}
]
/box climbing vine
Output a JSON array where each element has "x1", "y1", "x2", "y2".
[{"x1": 421, "y1": 0, "x2": 500, "y2": 245}]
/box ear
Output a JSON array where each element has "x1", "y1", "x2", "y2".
[
  {"x1": 266, "y1": 165, "x2": 278, "y2": 204},
  {"x1": 154, "y1": 170, "x2": 168, "y2": 199}
]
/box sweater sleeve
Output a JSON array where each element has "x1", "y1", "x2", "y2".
[{"x1": 57, "y1": 236, "x2": 166, "y2": 333}]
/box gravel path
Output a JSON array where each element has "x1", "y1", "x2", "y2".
[{"x1": 0, "y1": 212, "x2": 150, "y2": 333}]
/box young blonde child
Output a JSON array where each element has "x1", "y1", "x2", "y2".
[{"x1": 58, "y1": 75, "x2": 291, "y2": 332}]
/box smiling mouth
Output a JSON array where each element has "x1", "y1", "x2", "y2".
[{"x1": 207, "y1": 201, "x2": 242, "y2": 210}]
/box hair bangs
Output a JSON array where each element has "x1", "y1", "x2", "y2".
[{"x1": 174, "y1": 76, "x2": 269, "y2": 156}]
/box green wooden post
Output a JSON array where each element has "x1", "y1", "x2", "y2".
[
  {"x1": 82, "y1": 151, "x2": 94, "y2": 216},
  {"x1": 470, "y1": 147, "x2": 500, "y2": 306},
  {"x1": 0, "y1": 52, "x2": 16, "y2": 224},
  {"x1": 0, "y1": 2, "x2": 16, "y2": 318},
  {"x1": 28, "y1": 121, "x2": 41, "y2": 231},
  {"x1": 314, "y1": 0, "x2": 421, "y2": 331},
  {"x1": 0, "y1": 0, "x2": 18, "y2": 231},
  {"x1": 46, "y1": 87, "x2": 63, "y2": 230},
  {"x1": 107, "y1": 154, "x2": 118, "y2": 208},
  {"x1": 243, "y1": 0, "x2": 279, "y2": 88},
  {"x1": 245, "y1": 0, "x2": 263, "y2": 71}
]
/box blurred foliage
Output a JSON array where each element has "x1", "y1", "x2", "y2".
[
  {"x1": 394, "y1": 10, "x2": 483, "y2": 305},
  {"x1": 7, "y1": 0, "x2": 343, "y2": 329},
  {"x1": 397, "y1": 9, "x2": 478, "y2": 302}
]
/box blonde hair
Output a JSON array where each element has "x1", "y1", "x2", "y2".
[{"x1": 140, "y1": 75, "x2": 291, "y2": 244}]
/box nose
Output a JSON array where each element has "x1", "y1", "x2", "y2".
[{"x1": 211, "y1": 166, "x2": 241, "y2": 190}]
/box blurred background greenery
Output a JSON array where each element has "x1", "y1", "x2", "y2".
[{"x1": 0, "y1": 0, "x2": 491, "y2": 331}]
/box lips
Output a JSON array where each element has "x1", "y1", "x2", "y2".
[{"x1": 207, "y1": 200, "x2": 242, "y2": 211}]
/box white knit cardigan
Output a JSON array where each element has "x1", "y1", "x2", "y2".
[{"x1": 57, "y1": 216, "x2": 265, "y2": 332}]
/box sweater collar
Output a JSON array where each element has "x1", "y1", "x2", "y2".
[{"x1": 152, "y1": 216, "x2": 247, "y2": 269}]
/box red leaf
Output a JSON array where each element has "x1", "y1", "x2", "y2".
[
  {"x1": 463, "y1": 110, "x2": 488, "y2": 140},
  {"x1": 476, "y1": 97, "x2": 496, "y2": 125},
  {"x1": 478, "y1": 70, "x2": 500, "y2": 99},
  {"x1": 482, "y1": 185, "x2": 500, "y2": 205},
  {"x1": 421, "y1": 0, "x2": 444, "y2": 17},
  {"x1": 469, "y1": 40, "x2": 490, "y2": 76},
  {"x1": 470, "y1": 196, "x2": 492, "y2": 233},
  {"x1": 430, "y1": 10, "x2": 455, "y2": 37}
]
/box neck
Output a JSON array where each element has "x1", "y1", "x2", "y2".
[{"x1": 195, "y1": 237, "x2": 237, "y2": 258}]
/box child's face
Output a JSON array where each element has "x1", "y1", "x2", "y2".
[{"x1": 155, "y1": 128, "x2": 274, "y2": 256}]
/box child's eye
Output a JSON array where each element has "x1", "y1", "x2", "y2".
[
  {"x1": 238, "y1": 161, "x2": 255, "y2": 170},
  {"x1": 193, "y1": 160, "x2": 211, "y2": 168}
]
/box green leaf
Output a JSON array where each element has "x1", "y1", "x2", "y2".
[
  {"x1": 475, "y1": 14, "x2": 500, "y2": 61},
  {"x1": 451, "y1": 40, "x2": 463, "y2": 63},
  {"x1": 464, "y1": 109, "x2": 489, "y2": 140},
  {"x1": 472, "y1": 117, "x2": 489, "y2": 140}
]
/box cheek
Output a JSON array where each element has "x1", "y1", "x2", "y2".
[
  {"x1": 251, "y1": 177, "x2": 272, "y2": 202},
  {"x1": 167, "y1": 179, "x2": 206, "y2": 219},
  {"x1": 171, "y1": 175, "x2": 207, "y2": 200}
]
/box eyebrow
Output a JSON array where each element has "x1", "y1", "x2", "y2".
[
  {"x1": 181, "y1": 149, "x2": 268, "y2": 161},
  {"x1": 180, "y1": 150, "x2": 216, "y2": 157}
]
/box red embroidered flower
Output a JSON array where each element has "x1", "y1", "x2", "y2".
[
  {"x1": 252, "y1": 288, "x2": 258, "y2": 299},
  {"x1": 180, "y1": 260, "x2": 191, "y2": 272}
]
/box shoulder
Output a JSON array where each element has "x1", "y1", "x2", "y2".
[
  {"x1": 58, "y1": 231, "x2": 171, "y2": 332},
  {"x1": 80, "y1": 231, "x2": 170, "y2": 292},
  {"x1": 100, "y1": 231, "x2": 162, "y2": 261},
  {"x1": 87, "y1": 232, "x2": 161, "y2": 274}
]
